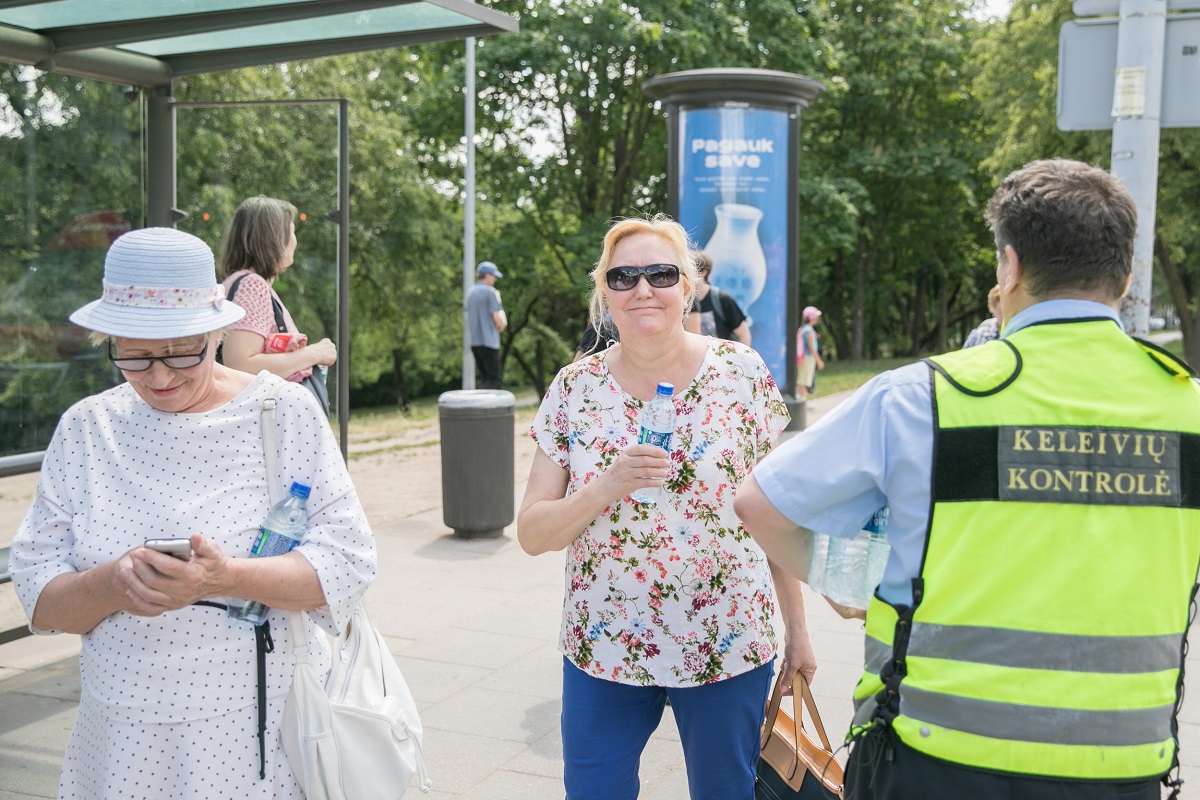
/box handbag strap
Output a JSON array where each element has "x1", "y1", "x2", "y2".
[
  {"x1": 259, "y1": 383, "x2": 313, "y2": 667},
  {"x1": 258, "y1": 383, "x2": 314, "y2": 671},
  {"x1": 761, "y1": 668, "x2": 835, "y2": 754},
  {"x1": 797, "y1": 673, "x2": 834, "y2": 753}
]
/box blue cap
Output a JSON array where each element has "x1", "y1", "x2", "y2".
[
  {"x1": 477, "y1": 261, "x2": 503, "y2": 278},
  {"x1": 289, "y1": 482, "x2": 311, "y2": 499},
  {"x1": 655, "y1": 382, "x2": 674, "y2": 396}
]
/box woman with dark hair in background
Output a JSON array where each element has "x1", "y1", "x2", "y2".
[{"x1": 219, "y1": 196, "x2": 336, "y2": 413}]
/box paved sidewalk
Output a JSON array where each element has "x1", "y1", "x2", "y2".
[{"x1": 2, "y1": 388, "x2": 1199, "y2": 798}]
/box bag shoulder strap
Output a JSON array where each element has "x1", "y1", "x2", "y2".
[
  {"x1": 226, "y1": 272, "x2": 249, "y2": 302},
  {"x1": 708, "y1": 286, "x2": 728, "y2": 329},
  {"x1": 761, "y1": 669, "x2": 834, "y2": 753},
  {"x1": 230, "y1": 271, "x2": 288, "y2": 333},
  {"x1": 259, "y1": 382, "x2": 314, "y2": 663}
]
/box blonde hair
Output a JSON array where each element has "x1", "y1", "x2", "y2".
[
  {"x1": 588, "y1": 215, "x2": 699, "y2": 327},
  {"x1": 219, "y1": 196, "x2": 297, "y2": 280}
]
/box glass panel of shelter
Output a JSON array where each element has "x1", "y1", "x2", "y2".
[{"x1": 0, "y1": 69, "x2": 141, "y2": 458}]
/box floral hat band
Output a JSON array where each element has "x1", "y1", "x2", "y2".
[
  {"x1": 101, "y1": 280, "x2": 227, "y2": 310},
  {"x1": 69, "y1": 227, "x2": 245, "y2": 339}
]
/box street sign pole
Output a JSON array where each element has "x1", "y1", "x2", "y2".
[{"x1": 1110, "y1": 0, "x2": 1166, "y2": 335}]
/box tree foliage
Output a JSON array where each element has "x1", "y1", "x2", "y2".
[{"x1": 3, "y1": 0, "x2": 1197, "y2": 453}]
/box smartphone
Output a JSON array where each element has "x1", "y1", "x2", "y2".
[{"x1": 144, "y1": 537, "x2": 193, "y2": 560}]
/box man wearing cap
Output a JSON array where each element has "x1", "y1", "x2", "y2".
[
  {"x1": 467, "y1": 261, "x2": 507, "y2": 389},
  {"x1": 796, "y1": 305, "x2": 824, "y2": 399},
  {"x1": 735, "y1": 159, "x2": 1200, "y2": 799}
]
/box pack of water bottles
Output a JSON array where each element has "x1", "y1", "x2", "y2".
[{"x1": 808, "y1": 506, "x2": 890, "y2": 610}]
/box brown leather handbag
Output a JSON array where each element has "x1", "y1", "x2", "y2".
[{"x1": 755, "y1": 670, "x2": 845, "y2": 800}]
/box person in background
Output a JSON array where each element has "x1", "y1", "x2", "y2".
[
  {"x1": 219, "y1": 195, "x2": 336, "y2": 415},
  {"x1": 9, "y1": 227, "x2": 375, "y2": 799},
  {"x1": 796, "y1": 306, "x2": 825, "y2": 399},
  {"x1": 467, "y1": 260, "x2": 507, "y2": 389},
  {"x1": 690, "y1": 251, "x2": 751, "y2": 345},
  {"x1": 518, "y1": 215, "x2": 813, "y2": 800},
  {"x1": 735, "y1": 159, "x2": 1200, "y2": 800},
  {"x1": 573, "y1": 311, "x2": 619, "y2": 362},
  {"x1": 962, "y1": 284, "x2": 1002, "y2": 348}
]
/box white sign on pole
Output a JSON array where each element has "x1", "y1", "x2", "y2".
[
  {"x1": 1111, "y1": 65, "x2": 1147, "y2": 116},
  {"x1": 1058, "y1": 13, "x2": 1200, "y2": 130}
]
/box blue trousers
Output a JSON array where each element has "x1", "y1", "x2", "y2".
[{"x1": 560, "y1": 656, "x2": 774, "y2": 800}]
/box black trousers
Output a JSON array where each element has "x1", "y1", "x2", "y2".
[
  {"x1": 472, "y1": 345, "x2": 502, "y2": 389},
  {"x1": 845, "y1": 728, "x2": 1163, "y2": 800}
]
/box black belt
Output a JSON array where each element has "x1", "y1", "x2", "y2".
[{"x1": 193, "y1": 601, "x2": 274, "y2": 780}]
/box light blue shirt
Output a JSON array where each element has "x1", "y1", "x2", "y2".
[
  {"x1": 753, "y1": 299, "x2": 1121, "y2": 605},
  {"x1": 467, "y1": 281, "x2": 503, "y2": 349}
]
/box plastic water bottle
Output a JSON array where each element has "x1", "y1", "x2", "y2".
[
  {"x1": 630, "y1": 382, "x2": 675, "y2": 505},
  {"x1": 228, "y1": 481, "x2": 311, "y2": 625},
  {"x1": 809, "y1": 506, "x2": 890, "y2": 610}
]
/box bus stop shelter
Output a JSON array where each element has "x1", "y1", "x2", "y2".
[{"x1": 0, "y1": 0, "x2": 518, "y2": 472}]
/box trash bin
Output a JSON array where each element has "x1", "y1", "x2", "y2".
[{"x1": 438, "y1": 389, "x2": 515, "y2": 538}]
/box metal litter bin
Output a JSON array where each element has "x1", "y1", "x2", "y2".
[{"x1": 438, "y1": 389, "x2": 515, "y2": 538}]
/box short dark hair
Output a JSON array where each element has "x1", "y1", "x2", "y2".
[
  {"x1": 984, "y1": 159, "x2": 1135, "y2": 300},
  {"x1": 695, "y1": 251, "x2": 713, "y2": 273}
]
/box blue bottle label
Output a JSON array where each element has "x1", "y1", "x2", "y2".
[
  {"x1": 251, "y1": 527, "x2": 300, "y2": 558},
  {"x1": 639, "y1": 428, "x2": 672, "y2": 450},
  {"x1": 864, "y1": 506, "x2": 889, "y2": 534}
]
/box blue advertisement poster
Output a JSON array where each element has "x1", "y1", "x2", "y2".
[{"x1": 677, "y1": 106, "x2": 791, "y2": 388}]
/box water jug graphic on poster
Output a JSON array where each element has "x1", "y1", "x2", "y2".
[{"x1": 704, "y1": 203, "x2": 767, "y2": 313}]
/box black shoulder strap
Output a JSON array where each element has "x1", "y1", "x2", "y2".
[
  {"x1": 708, "y1": 286, "x2": 728, "y2": 329},
  {"x1": 226, "y1": 273, "x2": 248, "y2": 302},
  {"x1": 228, "y1": 271, "x2": 287, "y2": 334}
]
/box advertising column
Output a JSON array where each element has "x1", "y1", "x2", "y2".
[{"x1": 644, "y1": 69, "x2": 824, "y2": 428}]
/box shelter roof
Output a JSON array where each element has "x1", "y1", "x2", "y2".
[{"x1": 0, "y1": 0, "x2": 516, "y2": 86}]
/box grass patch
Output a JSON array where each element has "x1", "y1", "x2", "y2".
[
  {"x1": 348, "y1": 396, "x2": 539, "y2": 442},
  {"x1": 813, "y1": 356, "x2": 922, "y2": 396}
]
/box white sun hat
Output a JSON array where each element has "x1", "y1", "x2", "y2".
[{"x1": 69, "y1": 227, "x2": 245, "y2": 339}]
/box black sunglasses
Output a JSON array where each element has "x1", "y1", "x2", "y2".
[
  {"x1": 606, "y1": 264, "x2": 681, "y2": 292},
  {"x1": 108, "y1": 340, "x2": 209, "y2": 372}
]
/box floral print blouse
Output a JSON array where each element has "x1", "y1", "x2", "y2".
[{"x1": 531, "y1": 339, "x2": 790, "y2": 687}]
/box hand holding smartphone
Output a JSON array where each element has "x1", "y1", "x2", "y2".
[{"x1": 144, "y1": 537, "x2": 193, "y2": 560}]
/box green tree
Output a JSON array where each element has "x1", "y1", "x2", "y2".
[{"x1": 972, "y1": 0, "x2": 1200, "y2": 364}]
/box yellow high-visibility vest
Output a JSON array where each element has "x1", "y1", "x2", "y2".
[{"x1": 852, "y1": 318, "x2": 1200, "y2": 779}]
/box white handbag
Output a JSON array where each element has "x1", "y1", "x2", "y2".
[
  {"x1": 280, "y1": 604, "x2": 431, "y2": 799},
  {"x1": 260, "y1": 387, "x2": 431, "y2": 798}
]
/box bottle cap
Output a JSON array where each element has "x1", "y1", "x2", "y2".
[
  {"x1": 289, "y1": 482, "x2": 311, "y2": 499},
  {"x1": 655, "y1": 382, "x2": 674, "y2": 396}
]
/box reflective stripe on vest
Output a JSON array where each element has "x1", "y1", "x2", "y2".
[
  {"x1": 867, "y1": 623, "x2": 1183, "y2": 674},
  {"x1": 852, "y1": 319, "x2": 1200, "y2": 780}
]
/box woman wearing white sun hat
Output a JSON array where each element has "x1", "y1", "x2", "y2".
[{"x1": 8, "y1": 227, "x2": 376, "y2": 799}]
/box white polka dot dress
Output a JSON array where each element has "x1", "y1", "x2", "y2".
[{"x1": 9, "y1": 372, "x2": 377, "y2": 800}]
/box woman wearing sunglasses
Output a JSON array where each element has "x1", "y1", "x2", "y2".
[{"x1": 518, "y1": 215, "x2": 814, "y2": 800}]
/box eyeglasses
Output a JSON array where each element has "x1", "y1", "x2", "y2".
[
  {"x1": 605, "y1": 264, "x2": 681, "y2": 292},
  {"x1": 108, "y1": 340, "x2": 209, "y2": 372}
]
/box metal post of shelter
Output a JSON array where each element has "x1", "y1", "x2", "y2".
[
  {"x1": 1111, "y1": 0, "x2": 1166, "y2": 336},
  {"x1": 146, "y1": 83, "x2": 180, "y2": 228},
  {"x1": 336, "y1": 99, "x2": 351, "y2": 459}
]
